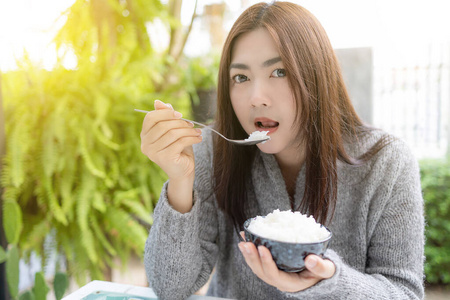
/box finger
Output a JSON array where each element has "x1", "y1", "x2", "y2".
[
  {"x1": 154, "y1": 99, "x2": 173, "y2": 110},
  {"x1": 257, "y1": 246, "x2": 281, "y2": 283},
  {"x1": 155, "y1": 129, "x2": 203, "y2": 156},
  {"x1": 240, "y1": 231, "x2": 245, "y2": 241},
  {"x1": 304, "y1": 255, "x2": 335, "y2": 279},
  {"x1": 143, "y1": 119, "x2": 195, "y2": 145},
  {"x1": 143, "y1": 127, "x2": 201, "y2": 158},
  {"x1": 145, "y1": 127, "x2": 201, "y2": 160},
  {"x1": 257, "y1": 247, "x2": 308, "y2": 292},
  {"x1": 238, "y1": 242, "x2": 264, "y2": 277},
  {"x1": 141, "y1": 109, "x2": 185, "y2": 136}
]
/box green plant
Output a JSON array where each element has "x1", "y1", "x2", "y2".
[
  {"x1": 0, "y1": 218, "x2": 68, "y2": 300},
  {"x1": 181, "y1": 53, "x2": 220, "y2": 123},
  {"x1": 184, "y1": 53, "x2": 220, "y2": 104},
  {"x1": 187, "y1": 54, "x2": 220, "y2": 90},
  {"x1": 16, "y1": 271, "x2": 68, "y2": 300},
  {"x1": 0, "y1": 0, "x2": 197, "y2": 292},
  {"x1": 420, "y1": 158, "x2": 450, "y2": 285}
]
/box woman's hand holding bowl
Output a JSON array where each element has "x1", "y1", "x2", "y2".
[{"x1": 238, "y1": 231, "x2": 335, "y2": 292}]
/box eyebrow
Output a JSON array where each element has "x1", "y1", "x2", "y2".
[
  {"x1": 229, "y1": 56, "x2": 282, "y2": 70},
  {"x1": 229, "y1": 63, "x2": 249, "y2": 70},
  {"x1": 262, "y1": 56, "x2": 282, "y2": 67}
]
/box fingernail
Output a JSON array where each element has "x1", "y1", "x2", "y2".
[
  {"x1": 306, "y1": 256, "x2": 317, "y2": 269},
  {"x1": 244, "y1": 244, "x2": 251, "y2": 254},
  {"x1": 166, "y1": 103, "x2": 173, "y2": 109},
  {"x1": 174, "y1": 111, "x2": 182, "y2": 118},
  {"x1": 154, "y1": 99, "x2": 163, "y2": 105},
  {"x1": 195, "y1": 128, "x2": 202, "y2": 134}
]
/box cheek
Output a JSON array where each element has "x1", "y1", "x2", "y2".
[{"x1": 230, "y1": 95, "x2": 246, "y2": 118}]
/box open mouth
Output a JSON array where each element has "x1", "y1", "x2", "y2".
[{"x1": 255, "y1": 120, "x2": 279, "y2": 129}]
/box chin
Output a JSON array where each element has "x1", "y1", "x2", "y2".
[{"x1": 256, "y1": 142, "x2": 279, "y2": 154}]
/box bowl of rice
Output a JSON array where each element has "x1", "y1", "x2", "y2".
[{"x1": 243, "y1": 209, "x2": 332, "y2": 272}]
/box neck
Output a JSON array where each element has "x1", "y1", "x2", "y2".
[
  {"x1": 274, "y1": 145, "x2": 305, "y2": 176},
  {"x1": 274, "y1": 146, "x2": 305, "y2": 199}
]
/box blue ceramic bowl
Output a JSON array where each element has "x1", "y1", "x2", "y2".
[{"x1": 243, "y1": 218, "x2": 332, "y2": 272}]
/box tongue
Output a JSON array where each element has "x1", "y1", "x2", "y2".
[{"x1": 260, "y1": 121, "x2": 278, "y2": 128}]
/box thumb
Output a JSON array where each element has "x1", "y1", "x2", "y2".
[
  {"x1": 154, "y1": 99, "x2": 173, "y2": 110},
  {"x1": 304, "y1": 255, "x2": 335, "y2": 279}
]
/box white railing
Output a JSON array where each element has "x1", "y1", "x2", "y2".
[{"x1": 372, "y1": 42, "x2": 450, "y2": 159}]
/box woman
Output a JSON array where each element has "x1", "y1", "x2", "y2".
[{"x1": 140, "y1": 2, "x2": 424, "y2": 299}]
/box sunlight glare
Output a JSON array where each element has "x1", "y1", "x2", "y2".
[{"x1": 0, "y1": 0, "x2": 76, "y2": 71}]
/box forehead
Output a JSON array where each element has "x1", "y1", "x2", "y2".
[{"x1": 230, "y1": 28, "x2": 280, "y2": 64}]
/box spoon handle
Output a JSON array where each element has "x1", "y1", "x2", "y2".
[
  {"x1": 181, "y1": 119, "x2": 232, "y2": 141},
  {"x1": 133, "y1": 109, "x2": 231, "y2": 141}
]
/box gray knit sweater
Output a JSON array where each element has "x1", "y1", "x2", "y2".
[{"x1": 144, "y1": 129, "x2": 424, "y2": 300}]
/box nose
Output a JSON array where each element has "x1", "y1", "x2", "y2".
[{"x1": 250, "y1": 82, "x2": 271, "y2": 107}]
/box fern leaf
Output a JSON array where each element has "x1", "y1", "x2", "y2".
[
  {"x1": 107, "y1": 159, "x2": 120, "y2": 185},
  {"x1": 92, "y1": 87, "x2": 110, "y2": 125},
  {"x1": 41, "y1": 116, "x2": 58, "y2": 177},
  {"x1": 113, "y1": 189, "x2": 138, "y2": 206},
  {"x1": 78, "y1": 130, "x2": 107, "y2": 179},
  {"x1": 22, "y1": 220, "x2": 50, "y2": 252},
  {"x1": 105, "y1": 207, "x2": 147, "y2": 253},
  {"x1": 94, "y1": 126, "x2": 120, "y2": 150},
  {"x1": 100, "y1": 122, "x2": 113, "y2": 139},
  {"x1": 9, "y1": 120, "x2": 26, "y2": 187},
  {"x1": 92, "y1": 192, "x2": 106, "y2": 213},
  {"x1": 57, "y1": 230, "x2": 73, "y2": 262},
  {"x1": 0, "y1": 156, "x2": 11, "y2": 187},
  {"x1": 80, "y1": 227, "x2": 98, "y2": 264},
  {"x1": 122, "y1": 198, "x2": 153, "y2": 226},
  {"x1": 43, "y1": 177, "x2": 68, "y2": 226},
  {"x1": 2, "y1": 185, "x2": 19, "y2": 203},
  {"x1": 57, "y1": 159, "x2": 76, "y2": 221},
  {"x1": 137, "y1": 168, "x2": 152, "y2": 211},
  {"x1": 149, "y1": 164, "x2": 167, "y2": 203},
  {"x1": 90, "y1": 215, "x2": 116, "y2": 256},
  {"x1": 76, "y1": 170, "x2": 95, "y2": 231}
]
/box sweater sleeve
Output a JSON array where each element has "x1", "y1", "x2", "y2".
[
  {"x1": 283, "y1": 140, "x2": 425, "y2": 299},
  {"x1": 144, "y1": 133, "x2": 219, "y2": 300}
]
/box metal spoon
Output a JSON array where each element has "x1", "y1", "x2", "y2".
[{"x1": 134, "y1": 109, "x2": 270, "y2": 145}]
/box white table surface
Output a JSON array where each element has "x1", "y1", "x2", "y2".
[{"x1": 62, "y1": 280, "x2": 233, "y2": 300}]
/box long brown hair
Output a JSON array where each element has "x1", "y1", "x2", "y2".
[{"x1": 213, "y1": 1, "x2": 387, "y2": 228}]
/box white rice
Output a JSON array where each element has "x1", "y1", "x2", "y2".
[
  {"x1": 245, "y1": 131, "x2": 270, "y2": 142},
  {"x1": 247, "y1": 209, "x2": 330, "y2": 243}
]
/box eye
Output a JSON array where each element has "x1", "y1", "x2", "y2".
[
  {"x1": 271, "y1": 68, "x2": 286, "y2": 78},
  {"x1": 231, "y1": 74, "x2": 249, "y2": 84}
]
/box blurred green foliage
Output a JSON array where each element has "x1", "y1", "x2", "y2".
[
  {"x1": 184, "y1": 53, "x2": 220, "y2": 100},
  {"x1": 420, "y1": 158, "x2": 450, "y2": 285},
  {"x1": 0, "y1": 0, "x2": 197, "y2": 295},
  {"x1": 183, "y1": 53, "x2": 220, "y2": 123}
]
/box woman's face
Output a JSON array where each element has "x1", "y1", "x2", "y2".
[{"x1": 229, "y1": 28, "x2": 300, "y2": 157}]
